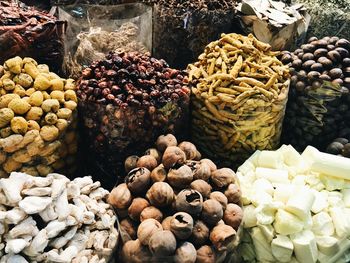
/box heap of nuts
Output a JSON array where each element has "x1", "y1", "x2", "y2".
[
  {"x1": 0, "y1": 56, "x2": 78, "y2": 177},
  {"x1": 281, "y1": 36, "x2": 350, "y2": 151},
  {"x1": 108, "y1": 134, "x2": 243, "y2": 263},
  {"x1": 77, "y1": 52, "x2": 190, "y2": 177},
  {"x1": 326, "y1": 138, "x2": 350, "y2": 158}
]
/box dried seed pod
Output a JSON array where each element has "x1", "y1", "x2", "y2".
[
  {"x1": 125, "y1": 155, "x2": 139, "y2": 173},
  {"x1": 146, "y1": 182, "x2": 174, "y2": 207},
  {"x1": 174, "y1": 242, "x2": 197, "y2": 263},
  {"x1": 200, "y1": 158, "x2": 217, "y2": 172},
  {"x1": 108, "y1": 183, "x2": 132, "y2": 209},
  {"x1": 140, "y1": 206, "x2": 163, "y2": 222},
  {"x1": 137, "y1": 155, "x2": 158, "y2": 171},
  {"x1": 209, "y1": 191, "x2": 228, "y2": 210},
  {"x1": 162, "y1": 216, "x2": 173, "y2": 231},
  {"x1": 175, "y1": 189, "x2": 203, "y2": 216},
  {"x1": 128, "y1": 198, "x2": 150, "y2": 221},
  {"x1": 190, "y1": 220, "x2": 210, "y2": 247},
  {"x1": 122, "y1": 239, "x2": 152, "y2": 263},
  {"x1": 209, "y1": 224, "x2": 236, "y2": 251},
  {"x1": 137, "y1": 218, "x2": 163, "y2": 245},
  {"x1": 187, "y1": 160, "x2": 211, "y2": 181},
  {"x1": 190, "y1": 180, "x2": 212, "y2": 198},
  {"x1": 170, "y1": 212, "x2": 194, "y2": 239},
  {"x1": 178, "y1": 141, "x2": 197, "y2": 160},
  {"x1": 196, "y1": 245, "x2": 216, "y2": 263},
  {"x1": 162, "y1": 146, "x2": 186, "y2": 169},
  {"x1": 168, "y1": 165, "x2": 193, "y2": 188},
  {"x1": 150, "y1": 164, "x2": 167, "y2": 182},
  {"x1": 120, "y1": 218, "x2": 137, "y2": 240},
  {"x1": 223, "y1": 203, "x2": 243, "y2": 230},
  {"x1": 126, "y1": 167, "x2": 151, "y2": 195},
  {"x1": 211, "y1": 168, "x2": 235, "y2": 188},
  {"x1": 201, "y1": 199, "x2": 223, "y2": 226},
  {"x1": 224, "y1": 184, "x2": 241, "y2": 204},
  {"x1": 145, "y1": 148, "x2": 162, "y2": 163},
  {"x1": 156, "y1": 134, "x2": 177, "y2": 152},
  {"x1": 148, "y1": 230, "x2": 177, "y2": 256}
]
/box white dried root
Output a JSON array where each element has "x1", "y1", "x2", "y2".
[{"x1": 0, "y1": 172, "x2": 118, "y2": 262}]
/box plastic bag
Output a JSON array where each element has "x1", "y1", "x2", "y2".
[
  {"x1": 0, "y1": 2, "x2": 66, "y2": 73},
  {"x1": 57, "y1": 3, "x2": 152, "y2": 78}
]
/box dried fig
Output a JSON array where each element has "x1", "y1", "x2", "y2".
[
  {"x1": 211, "y1": 168, "x2": 235, "y2": 188},
  {"x1": 137, "y1": 155, "x2": 158, "y2": 171},
  {"x1": 148, "y1": 230, "x2": 177, "y2": 256},
  {"x1": 145, "y1": 148, "x2": 162, "y2": 163},
  {"x1": 170, "y1": 212, "x2": 194, "y2": 239},
  {"x1": 162, "y1": 146, "x2": 186, "y2": 169},
  {"x1": 161, "y1": 216, "x2": 173, "y2": 231},
  {"x1": 190, "y1": 220, "x2": 210, "y2": 247},
  {"x1": 209, "y1": 191, "x2": 228, "y2": 210},
  {"x1": 122, "y1": 239, "x2": 152, "y2": 263},
  {"x1": 209, "y1": 224, "x2": 236, "y2": 251},
  {"x1": 146, "y1": 182, "x2": 174, "y2": 207},
  {"x1": 120, "y1": 218, "x2": 137, "y2": 240},
  {"x1": 137, "y1": 218, "x2": 163, "y2": 245},
  {"x1": 178, "y1": 141, "x2": 197, "y2": 160},
  {"x1": 187, "y1": 160, "x2": 211, "y2": 181},
  {"x1": 174, "y1": 242, "x2": 197, "y2": 263},
  {"x1": 223, "y1": 203, "x2": 243, "y2": 230},
  {"x1": 125, "y1": 155, "x2": 139, "y2": 173},
  {"x1": 140, "y1": 206, "x2": 163, "y2": 222},
  {"x1": 168, "y1": 165, "x2": 193, "y2": 188},
  {"x1": 108, "y1": 183, "x2": 132, "y2": 209},
  {"x1": 156, "y1": 134, "x2": 177, "y2": 152},
  {"x1": 196, "y1": 245, "x2": 216, "y2": 263},
  {"x1": 128, "y1": 198, "x2": 150, "y2": 221},
  {"x1": 201, "y1": 199, "x2": 223, "y2": 226},
  {"x1": 126, "y1": 167, "x2": 151, "y2": 195},
  {"x1": 224, "y1": 184, "x2": 241, "y2": 204},
  {"x1": 175, "y1": 189, "x2": 203, "y2": 216},
  {"x1": 150, "y1": 164, "x2": 167, "y2": 182},
  {"x1": 190, "y1": 180, "x2": 212, "y2": 198}
]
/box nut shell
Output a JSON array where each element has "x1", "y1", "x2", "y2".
[
  {"x1": 137, "y1": 155, "x2": 158, "y2": 171},
  {"x1": 122, "y1": 239, "x2": 152, "y2": 263},
  {"x1": 150, "y1": 164, "x2": 167, "y2": 182},
  {"x1": 156, "y1": 134, "x2": 177, "y2": 152},
  {"x1": 211, "y1": 168, "x2": 235, "y2": 188},
  {"x1": 108, "y1": 183, "x2": 132, "y2": 209},
  {"x1": 126, "y1": 167, "x2": 151, "y2": 195},
  {"x1": 223, "y1": 203, "x2": 243, "y2": 230},
  {"x1": 148, "y1": 230, "x2": 177, "y2": 256},
  {"x1": 146, "y1": 182, "x2": 174, "y2": 207},
  {"x1": 140, "y1": 206, "x2": 163, "y2": 222},
  {"x1": 178, "y1": 141, "x2": 197, "y2": 160},
  {"x1": 190, "y1": 180, "x2": 212, "y2": 198},
  {"x1": 162, "y1": 146, "x2": 186, "y2": 169},
  {"x1": 175, "y1": 189, "x2": 203, "y2": 216},
  {"x1": 196, "y1": 245, "x2": 216, "y2": 263},
  {"x1": 224, "y1": 184, "x2": 242, "y2": 204},
  {"x1": 137, "y1": 218, "x2": 163, "y2": 245},
  {"x1": 128, "y1": 198, "x2": 150, "y2": 221},
  {"x1": 168, "y1": 165, "x2": 193, "y2": 188},
  {"x1": 201, "y1": 199, "x2": 223, "y2": 226},
  {"x1": 120, "y1": 218, "x2": 137, "y2": 240},
  {"x1": 209, "y1": 224, "x2": 236, "y2": 251},
  {"x1": 174, "y1": 242, "x2": 197, "y2": 263},
  {"x1": 125, "y1": 155, "x2": 139, "y2": 173},
  {"x1": 190, "y1": 220, "x2": 210, "y2": 247},
  {"x1": 209, "y1": 191, "x2": 228, "y2": 210},
  {"x1": 170, "y1": 212, "x2": 194, "y2": 240}
]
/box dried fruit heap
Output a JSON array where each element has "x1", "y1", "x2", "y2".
[{"x1": 108, "y1": 134, "x2": 243, "y2": 263}]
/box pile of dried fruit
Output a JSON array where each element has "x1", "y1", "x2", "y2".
[
  {"x1": 77, "y1": 52, "x2": 190, "y2": 179},
  {"x1": 108, "y1": 134, "x2": 243, "y2": 263},
  {"x1": 326, "y1": 138, "x2": 350, "y2": 158},
  {"x1": 188, "y1": 33, "x2": 290, "y2": 167},
  {"x1": 0, "y1": 56, "x2": 78, "y2": 177},
  {"x1": 0, "y1": 172, "x2": 118, "y2": 262},
  {"x1": 281, "y1": 36, "x2": 350, "y2": 151}
]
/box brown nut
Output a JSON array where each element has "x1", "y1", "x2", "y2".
[
  {"x1": 317, "y1": 57, "x2": 333, "y2": 68},
  {"x1": 329, "y1": 68, "x2": 343, "y2": 79},
  {"x1": 187, "y1": 160, "x2": 211, "y2": 181},
  {"x1": 201, "y1": 199, "x2": 223, "y2": 226},
  {"x1": 170, "y1": 212, "x2": 194, "y2": 240},
  {"x1": 314, "y1": 48, "x2": 328, "y2": 59},
  {"x1": 156, "y1": 134, "x2": 177, "y2": 152},
  {"x1": 190, "y1": 180, "x2": 212, "y2": 198},
  {"x1": 145, "y1": 148, "x2": 162, "y2": 163},
  {"x1": 168, "y1": 165, "x2": 193, "y2": 188},
  {"x1": 175, "y1": 189, "x2": 203, "y2": 216},
  {"x1": 125, "y1": 155, "x2": 139, "y2": 173},
  {"x1": 178, "y1": 141, "x2": 197, "y2": 160},
  {"x1": 8, "y1": 98, "x2": 31, "y2": 115},
  {"x1": 200, "y1": 158, "x2": 217, "y2": 173},
  {"x1": 126, "y1": 167, "x2": 151, "y2": 195},
  {"x1": 335, "y1": 47, "x2": 349, "y2": 58},
  {"x1": 292, "y1": 59, "x2": 302, "y2": 69},
  {"x1": 190, "y1": 220, "x2": 210, "y2": 247},
  {"x1": 162, "y1": 216, "x2": 173, "y2": 231},
  {"x1": 310, "y1": 63, "x2": 323, "y2": 72},
  {"x1": 140, "y1": 206, "x2": 163, "y2": 222},
  {"x1": 122, "y1": 239, "x2": 152, "y2": 263},
  {"x1": 302, "y1": 60, "x2": 315, "y2": 70},
  {"x1": 302, "y1": 44, "x2": 315, "y2": 53},
  {"x1": 328, "y1": 50, "x2": 342, "y2": 63},
  {"x1": 11, "y1": 117, "x2": 28, "y2": 134},
  {"x1": 209, "y1": 224, "x2": 236, "y2": 251},
  {"x1": 209, "y1": 191, "x2": 228, "y2": 210},
  {"x1": 196, "y1": 245, "x2": 216, "y2": 263},
  {"x1": 336, "y1": 38, "x2": 350, "y2": 49},
  {"x1": 307, "y1": 71, "x2": 321, "y2": 80},
  {"x1": 223, "y1": 203, "x2": 243, "y2": 230},
  {"x1": 174, "y1": 242, "x2": 197, "y2": 263},
  {"x1": 225, "y1": 184, "x2": 242, "y2": 204},
  {"x1": 120, "y1": 218, "x2": 137, "y2": 240},
  {"x1": 137, "y1": 155, "x2": 158, "y2": 171},
  {"x1": 162, "y1": 146, "x2": 186, "y2": 169},
  {"x1": 211, "y1": 168, "x2": 235, "y2": 188},
  {"x1": 146, "y1": 182, "x2": 174, "y2": 207},
  {"x1": 150, "y1": 164, "x2": 167, "y2": 182},
  {"x1": 301, "y1": 53, "x2": 314, "y2": 62},
  {"x1": 137, "y1": 218, "x2": 163, "y2": 245},
  {"x1": 128, "y1": 197, "x2": 150, "y2": 221},
  {"x1": 108, "y1": 183, "x2": 132, "y2": 209},
  {"x1": 148, "y1": 230, "x2": 177, "y2": 256}
]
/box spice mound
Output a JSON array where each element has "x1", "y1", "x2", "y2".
[
  {"x1": 0, "y1": 172, "x2": 118, "y2": 262},
  {"x1": 109, "y1": 134, "x2": 243, "y2": 263},
  {"x1": 188, "y1": 33, "x2": 290, "y2": 167},
  {"x1": 0, "y1": 56, "x2": 78, "y2": 177},
  {"x1": 77, "y1": 52, "x2": 190, "y2": 179}
]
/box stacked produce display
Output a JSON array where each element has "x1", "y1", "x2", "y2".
[
  {"x1": 108, "y1": 134, "x2": 243, "y2": 262},
  {"x1": 0, "y1": 57, "x2": 78, "y2": 177}
]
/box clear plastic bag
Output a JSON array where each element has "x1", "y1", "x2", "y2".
[{"x1": 57, "y1": 3, "x2": 152, "y2": 78}]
